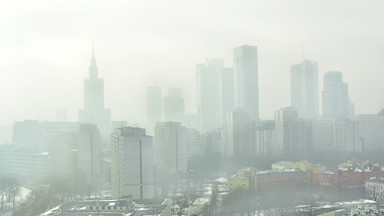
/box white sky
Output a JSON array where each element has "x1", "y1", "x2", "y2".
[{"x1": 0, "y1": 0, "x2": 383, "y2": 126}]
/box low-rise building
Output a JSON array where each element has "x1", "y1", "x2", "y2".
[{"x1": 365, "y1": 178, "x2": 384, "y2": 204}]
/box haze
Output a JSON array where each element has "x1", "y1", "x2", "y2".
[{"x1": 0, "y1": 0, "x2": 383, "y2": 125}]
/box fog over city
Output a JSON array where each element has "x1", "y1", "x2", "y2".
[
  {"x1": 0, "y1": 0, "x2": 383, "y2": 125},
  {"x1": 2, "y1": 1, "x2": 384, "y2": 216}
]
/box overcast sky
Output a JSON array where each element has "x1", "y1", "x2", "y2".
[{"x1": 0, "y1": 0, "x2": 383, "y2": 126}]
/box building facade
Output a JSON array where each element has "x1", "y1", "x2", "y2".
[
  {"x1": 322, "y1": 71, "x2": 349, "y2": 118},
  {"x1": 274, "y1": 107, "x2": 308, "y2": 154},
  {"x1": 290, "y1": 60, "x2": 319, "y2": 119},
  {"x1": 77, "y1": 124, "x2": 101, "y2": 184},
  {"x1": 234, "y1": 45, "x2": 259, "y2": 120},
  {"x1": 111, "y1": 127, "x2": 154, "y2": 199},
  {"x1": 312, "y1": 119, "x2": 360, "y2": 152},
  {"x1": 154, "y1": 122, "x2": 187, "y2": 173},
  {"x1": 366, "y1": 178, "x2": 384, "y2": 204},
  {"x1": 196, "y1": 59, "x2": 223, "y2": 132}
]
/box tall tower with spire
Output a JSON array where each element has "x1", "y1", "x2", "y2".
[{"x1": 78, "y1": 44, "x2": 111, "y2": 139}]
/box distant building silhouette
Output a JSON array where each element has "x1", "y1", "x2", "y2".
[
  {"x1": 196, "y1": 59, "x2": 223, "y2": 132},
  {"x1": 322, "y1": 71, "x2": 349, "y2": 118},
  {"x1": 146, "y1": 86, "x2": 162, "y2": 135},
  {"x1": 274, "y1": 107, "x2": 308, "y2": 154},
  {"x1": 12, "y1": 120, "x2": 41, "y2": 152},
  {"x1": 220, "y1": 67, "x2": 235, "y2": 125},
  {"x1": 290, "y1": 60, "x2": 319, "y2": 119},
  {"x1": 163, "y1": 88, "x2": 185, "y2": 123},
  {"x1": 234, "y1": 45, "x2": 259, "y2": 120},
  {"x1": 225, "y1": 109, "x2": 252, "y2": 157},
  {"x1": 78, "y1": 45, "x2": 111, "y2": 138}
]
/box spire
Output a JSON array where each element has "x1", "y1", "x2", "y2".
[
  {"x1": 92, "y1": 39, "x2": 95, "y2": 59},
  {"x1": 89, "y1": 40, "x2": 98, "y2": 78}
]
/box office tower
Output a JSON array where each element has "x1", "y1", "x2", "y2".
[
  {"x1": 12, "y1": 120, "x2": 41, "y2": 152},
  {"x1": 56, "y1": 109, "x2": 68, "y2": 122},
  {"x1": 322, "y1": 71, "x2": 349, "y2": 118},
  {"x1": 154, "y1": 122, "x2": 187, "y2": 173},
  {"x1": 77, "y1": 124, "x2": 101, "y2": 184},
  {"x1": 234, "y1": 45, "x2": 259, "y2": 120},
  {"x1": 274, "y1": 107, "x2": 308, "y2": 154},
  {"x1": 290, "y1": 60, "x2": 319, "y2": 119},
  {"x1": 146, "y1": 86, "x2": 162, "y2": 135},
  {"x1": 312, "y1": 119, "x2": 360, "y2": 152},
  {"x1": 111, "y1": 127, "x2": 154, "y2": 199},
  {"x1": 78, "y1": 46, "x2": 111, "y2": 138},
  {"x1": 163, "y1": 88, "x2": 185, "y2": 123},
  {"x1": 349, "y1": 114, "x2": 384, "y2": 151},
  {"x1": 196, "y1": 59, "x2": 223, "y2": 132},
  {"x1": 220, "y1": 67, "x2": 235, "y2": 125},
  {"x1": 225, "y1": 109, "x2": 253, "y2": 157},
  {"x1": 251, "y1": 120, "x2": 275, "y2": 156}
]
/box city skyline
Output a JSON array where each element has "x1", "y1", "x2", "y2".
[{"x1": 0, "y1": 0, "x2": 384, "y2": 125}]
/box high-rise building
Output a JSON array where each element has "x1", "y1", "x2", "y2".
[
  {"x1": 274, "y1": 107, "x2": 308, "y2": 154},
  {"x1": 78, "y1": 46, "x2": 111, "y2": 138},
  {"x1": 111, "y1": 127, "x2": 154, "y2": 199},
  {"x1": 163, "y1": 88, "x2": 185, "y2": 123},
  {"x1": 146, "y1": 86, "x2": 162, "y2": 135},
  {"x1": 196, "y1": 59, "x2": 223, "y2": 132},
  {"x1": 154, "y1": 122, "x2": 187, "y2": 173},
  {"x1": 219, "y1": 67, "x2": 235, "y2": 126},
  {"x1": 77, "y1": 124, "x2": 101, "y2": 184},
  {"x1": 290, "y1": 60, "x2": 319, "y2": 119},
  {"x1": 225, "y1": 109, "x2": 253, "y2": 157},
  {"x1": 312, "y1": 119, "x2": 360, "y2": 152},
  {"x1": 322, "y1": 71, "x2": 349, "y2": 118},
  {"x1": 234, "y1": 45, "x2": 259, "y2": 120}
]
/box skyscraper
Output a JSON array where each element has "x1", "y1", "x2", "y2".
[
  {"x1": 234, "y1": 45, "x2": 259, "y2": 120},
  {"x1": 219, "y1": 67, "x2": 235, "y2": 126},
  {"x1": 111, "y1": 127, "x2": 154, "y2": 199},
  {"x1": 146, "y1": 86, "x2": 162, "y2": 135},
  {"x1": 290, "y1": 60, "x2": 319, "y2": 119},
  {"x1": 154, "y1": 122, "x2": 187, "y2": 173},
  {"x1": 78, "y1": 46, "x2": 111, "y2": 138},
  {"x1": 225, "y1": 109, "x2": 253, "y2": 157},
  {"x1": 322, "y1": 71, "x2": 349, "y2": 118},
  {"x1": 196, "y1": 59, "x2": 223, "y2": 132}
]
